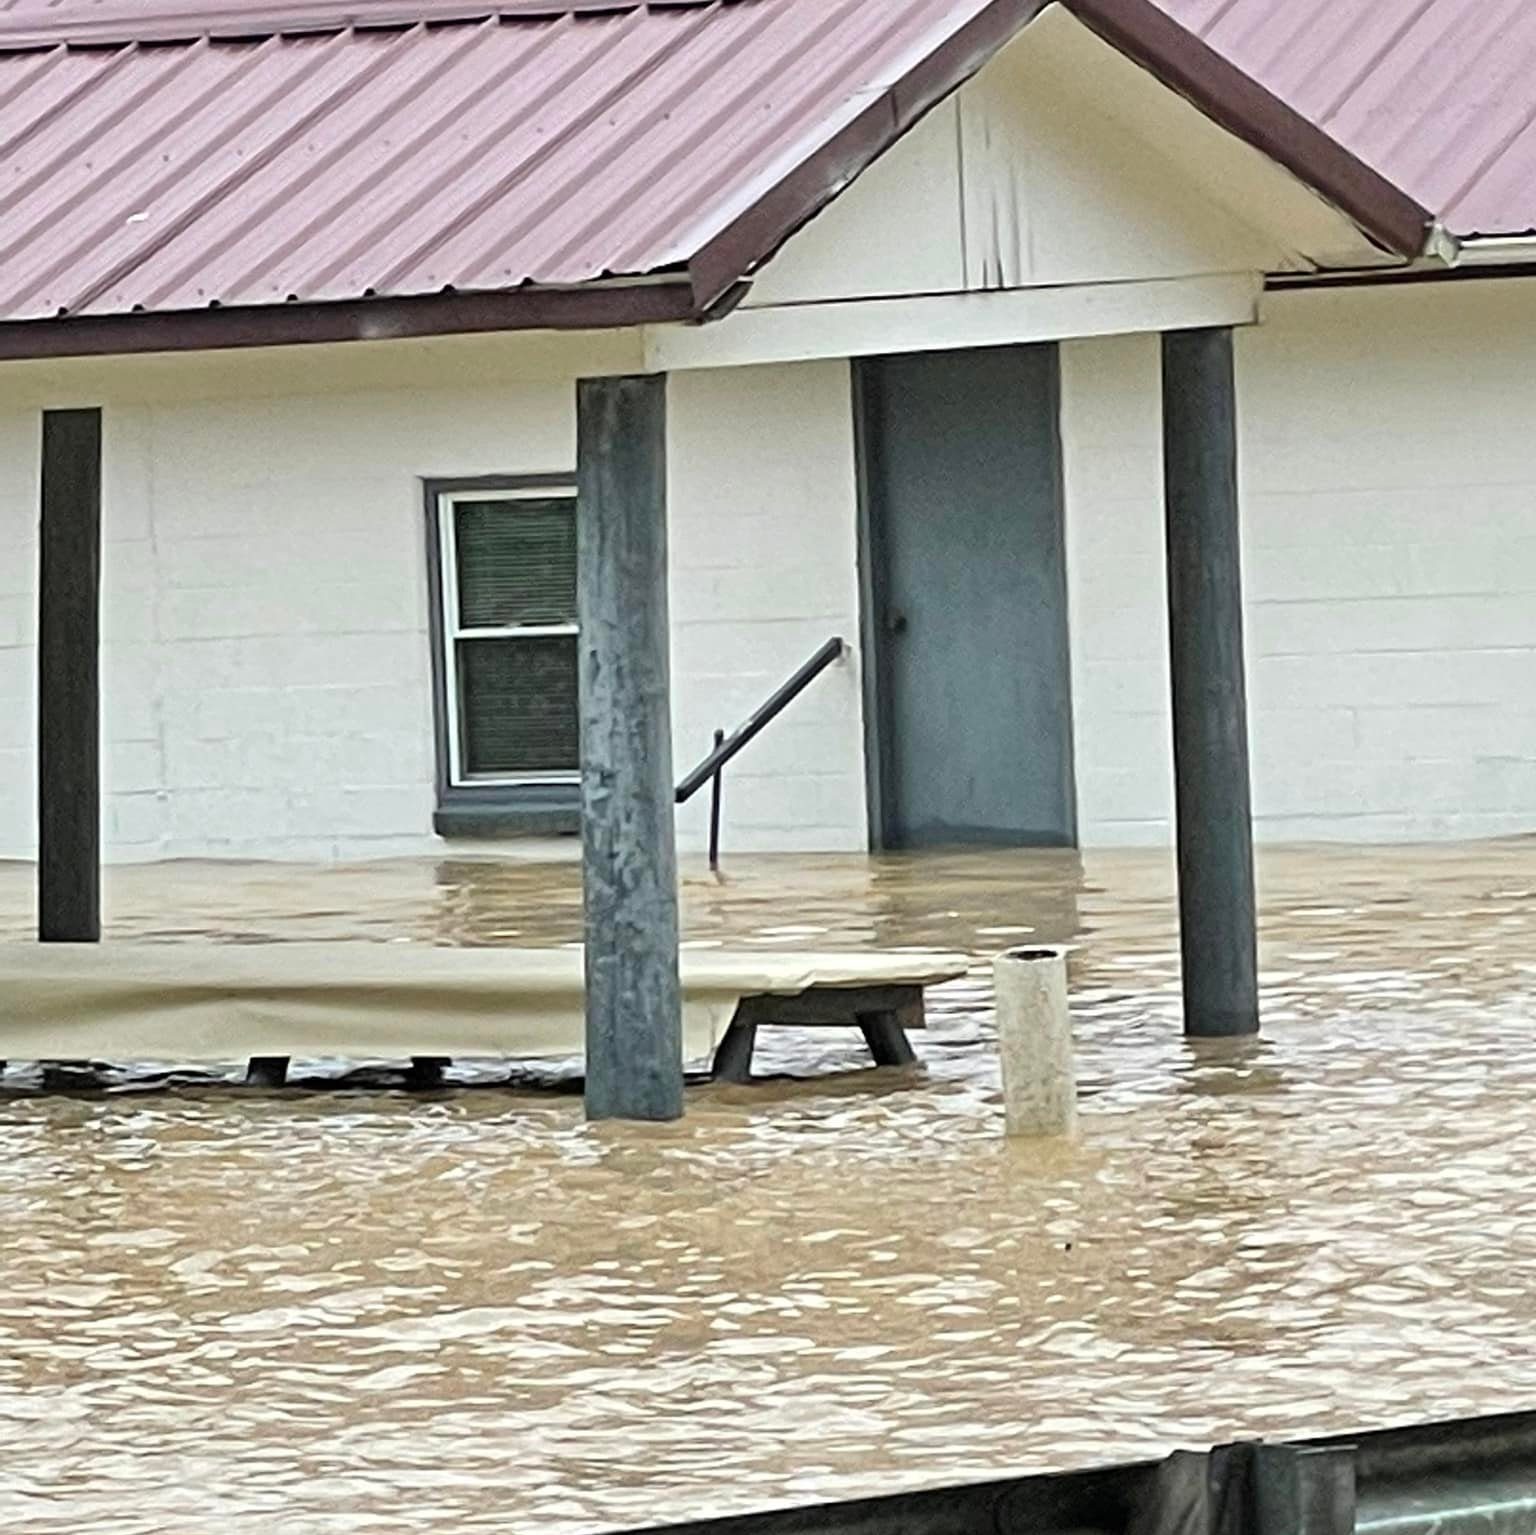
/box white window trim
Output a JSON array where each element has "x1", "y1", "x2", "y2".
[{"x1": 437, "y1": 484, "x2": 580, "y2": 791}]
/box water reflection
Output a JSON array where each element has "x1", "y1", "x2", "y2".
[{"x1": 1, "y1": 842, "x2": 1535, "y2": 1532}]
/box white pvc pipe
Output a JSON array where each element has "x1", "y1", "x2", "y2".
[{"x1": 994, "y1": 947, "x2": 1076, "y2": 1137}]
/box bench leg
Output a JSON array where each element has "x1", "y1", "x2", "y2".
[
  {"x1": 858, "y1": 1012, "x2": 918, "y2": 1068},
  {"x1": 711, "y1": 1021, "x2": 758, "y2": 1084},
  {"x1": 40, "y1": 1060, "x2": 103, "y2": 1092},
  {"x1": 406, "y1": 1057, "x2": 450, "y2": 1090},
  {"x1": 246, "y1": 1056, "x2": 289, "y2": 1087}
]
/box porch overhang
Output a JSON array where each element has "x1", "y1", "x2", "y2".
[
  {"x1": 642, "y1": 272, "x2": 1264, "y2": 373},
  {"x1": 0, "y1": 280, "x2": 712, "y2": 364}
]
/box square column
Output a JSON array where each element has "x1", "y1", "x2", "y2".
[
  {"x1": 576, "y1": 374, "x2": 684, "y2": 1120},
  {"x1": 1162, "y1": 328, "x2": 1258, "y2": 1037},
  {"x1": 38, "y1": 407, "x2": 102, "y2": 944}
]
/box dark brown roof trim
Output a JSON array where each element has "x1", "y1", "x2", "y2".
[
  {"x1": 1267, "y1": 262, "x2": 1536, "y2": 293},
  {"x1": 685, "y1": 0, "x2": 1051, "y2": 310},
  {"x1": 1063, "y1": 0, "x2": 1431, "y2": 258},
  {"x1": 0, "y1": 281, "x2": 699, "y2": 362}
]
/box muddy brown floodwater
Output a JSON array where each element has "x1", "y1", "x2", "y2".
[{"x1": 2, "y1": 843, "x2": 1536, "y2": 1534}]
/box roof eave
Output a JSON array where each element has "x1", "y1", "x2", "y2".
[
  {"x1": 0, "y1": 280, "x2": 701, "y2": 364},
  {"x1": 1061, "y1": 0, "x2": 1432, "y2": 261},
  {"x1": 686, "y1": 0, "x2": 1052, "y2": 310}
]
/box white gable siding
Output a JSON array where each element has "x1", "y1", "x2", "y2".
[
  {"x1": 1065, "y1": 280, "x2": 1536, "y2": 845},
  {"x1": 954, "y1": 15, "x2": 1284, "y2": 290},
  {"x1": 739, "y1": 6, "x2": 1376, "y2": 315},
  {"x1": 745, "y1": 101, "x2": 965, "y2": 308}
]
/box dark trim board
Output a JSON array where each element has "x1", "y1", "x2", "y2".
[
  {"x1": 422, "y1": 473, "x2": 581, "y2": 839},
  {"x1": 850, "y1": 358, "x2": 887, "y2": 852},
  {"x1": 0, "y1": 283, "x2": 701, "y2": 363},
  {"x1": 1062, "y1": 0, "x2": 1428, "y2": 258}
]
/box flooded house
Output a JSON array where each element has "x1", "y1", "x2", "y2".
[{"x1": 0, "y1": 0, "x2": 1531, "y2": 873}]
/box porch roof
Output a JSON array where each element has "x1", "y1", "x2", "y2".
[
  {"x1": 0, "y1": 0, "x2": 1526, "y2": 358},
  {"x1": 0, "y1": 0, "x2": 1038, "y2": 347}
]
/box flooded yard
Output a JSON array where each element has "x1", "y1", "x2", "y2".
[{"x1": 2, "y1": 842, "x2": 1536, "y2": 1533}]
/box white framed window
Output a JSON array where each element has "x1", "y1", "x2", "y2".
[{"x1": 432, "y1": 481, "x2": 580, "y2": 794}]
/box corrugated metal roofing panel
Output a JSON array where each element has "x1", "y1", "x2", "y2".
[
  {"x1": 0, "y1": 0, "x2": 1002, "y2": 322},
  {"x1": 1155, "y1": 0, "x2": 1536, "y2": 238},
  {"x1": 2, "y1": 0, "x2": 1533, "y2": 347}
]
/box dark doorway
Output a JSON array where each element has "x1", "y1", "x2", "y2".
[{"x1": 856, "y1": 344, "x2": 1075, "y2": 849}]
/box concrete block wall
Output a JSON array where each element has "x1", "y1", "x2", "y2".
[
  {"x1": 1063, "y1": 280, "x2": 1536, "y2": 844},
  {"x1": 103, "y1": 383, "x2": 574, "y2": 859},
  {"x1": 0, "y1": 352, "x2": 866, "y2": 861},
  {"x1": 667, "y1": 361, "x2": 866, "y2": 854},
  {"x1": 6, "y1": 275, "x2": 1534, "y2": 862},
  {"x1": 0, "y1": 412, "x2": 36, "y2": 859}
]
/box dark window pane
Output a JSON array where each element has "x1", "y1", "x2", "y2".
[
  {"x1": 455, "y1": 498, "x2": 576, "y2": 628},
  {"x1": 457, "y1": 635, "x2": 578, "y2": 777}
]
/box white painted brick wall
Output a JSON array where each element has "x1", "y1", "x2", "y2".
[
  {"x1": 0, "y1": 352, "x2": 866, "y2": 861},
  {"x1": 668, "y1": 361, "x2": 867, "y2": 854},
  {"x1": 1064, "y1": 280, "x2": 1536, "y2": 844},
  {"x1": 0, "y1": 374, "x2": 576, "y2": 860},
  {"x1": 8, "y1": 274, "x2": 1532, "y2": 862},
  {"x1": 0, "y1": 411, "x2": 35, "y2": 858}
]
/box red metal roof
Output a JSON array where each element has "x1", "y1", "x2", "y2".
[
  {"x1": 0, "y1": 0, "x2": 1528, "y2": 358},
  {"x1": 0, "y1": 0, "x2": 1029, "y2": 329},
  {"x1": 1151, "y1": 0, "x2": 1536, "y2": 240}
]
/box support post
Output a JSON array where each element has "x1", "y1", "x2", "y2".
[
  {"x1": 707, "y1": 728, "x2": 724, "y2": 872},
  {"x1": 711, "y1": 1019, "x2": 757, "y2": 1084},
  {"x1": 576, "y1": 374, "x2": 683, "y2": 1122},
  {"x1": 405, "y1": 1056, "x2": 449, "y2": 1090},
  {"x1": 246, "y1": 1057, "x2": 289, "y2": 1088},
  {"x1": 39, "y1": 408, "x2": 102, "y2": 944},
  {"x1": 1162, "y1": 328, "x2": 1259, "y2": 1037}
]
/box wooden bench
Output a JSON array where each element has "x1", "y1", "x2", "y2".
[
  {"x1": 0, "y1": 943, "x2": 969, "y2": 1087},
  {"x1": 711, "y1": 983, "x2": 927, "y2": 1082}
]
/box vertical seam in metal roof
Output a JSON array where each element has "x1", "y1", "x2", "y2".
[
  {"x1": 0, "y1": 39, "x2": 138, "y2": 164},
  {"x1": 0, "y1": 37, "x2": 226, "y2": 264},
  {"x1": 586, "y1": 0, "x2": 898, "y2": 275},
  {"x1": 60, "y1": 27, "x2": 410, "y2": 313},
  {"x1": 0, "y1": 41, "x2": 66, "y2": 119},
  {"x1": 193, "y1": 15, "x2": 506, "y2": 302},
  {"x1": 366, "y1": 4, "x2": 722, "y2": 292},
  {"x1": 465, "y1": 0, "x2": 807, "y2": 281},
  {"x1": 1064, "y1": 0, "x2": 1430, "y2": 256},
  {"x1": 1311, "y1": 0, "x2": 1439, "y2": 125}
]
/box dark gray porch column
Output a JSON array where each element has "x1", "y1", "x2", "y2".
[
  {"x1": 1162, "y1": 328, "x2": 1258, "y2": 1037},
  {"x1": 38, "y1": 407, "x2": 103, "y2": 944},
  {"x1": 576, "y1": 374, "x2": 683, "y2": 1120}
]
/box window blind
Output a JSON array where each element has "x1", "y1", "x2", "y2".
[{"x1": 454, "y1": 497, "x2": 577, "y2": 629}]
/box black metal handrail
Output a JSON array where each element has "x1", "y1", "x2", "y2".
[{"x1": 676, "y1": 635, "x2": 846, "y2": 869}]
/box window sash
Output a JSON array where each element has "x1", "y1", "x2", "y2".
[{"x1": 438, "y1": 486, "x2": 580, "y2": 789}]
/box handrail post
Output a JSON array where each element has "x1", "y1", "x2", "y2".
[
  {"x1": 707, "y1": 728, "x2": 725, "y2": 871},
  {"x1": 675, "y1": 635, "x2": 846, "y2": 803}
]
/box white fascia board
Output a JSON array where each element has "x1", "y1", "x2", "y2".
[{"x1": 643, "y1": 272, "x2": 1263, "y2": 373}]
